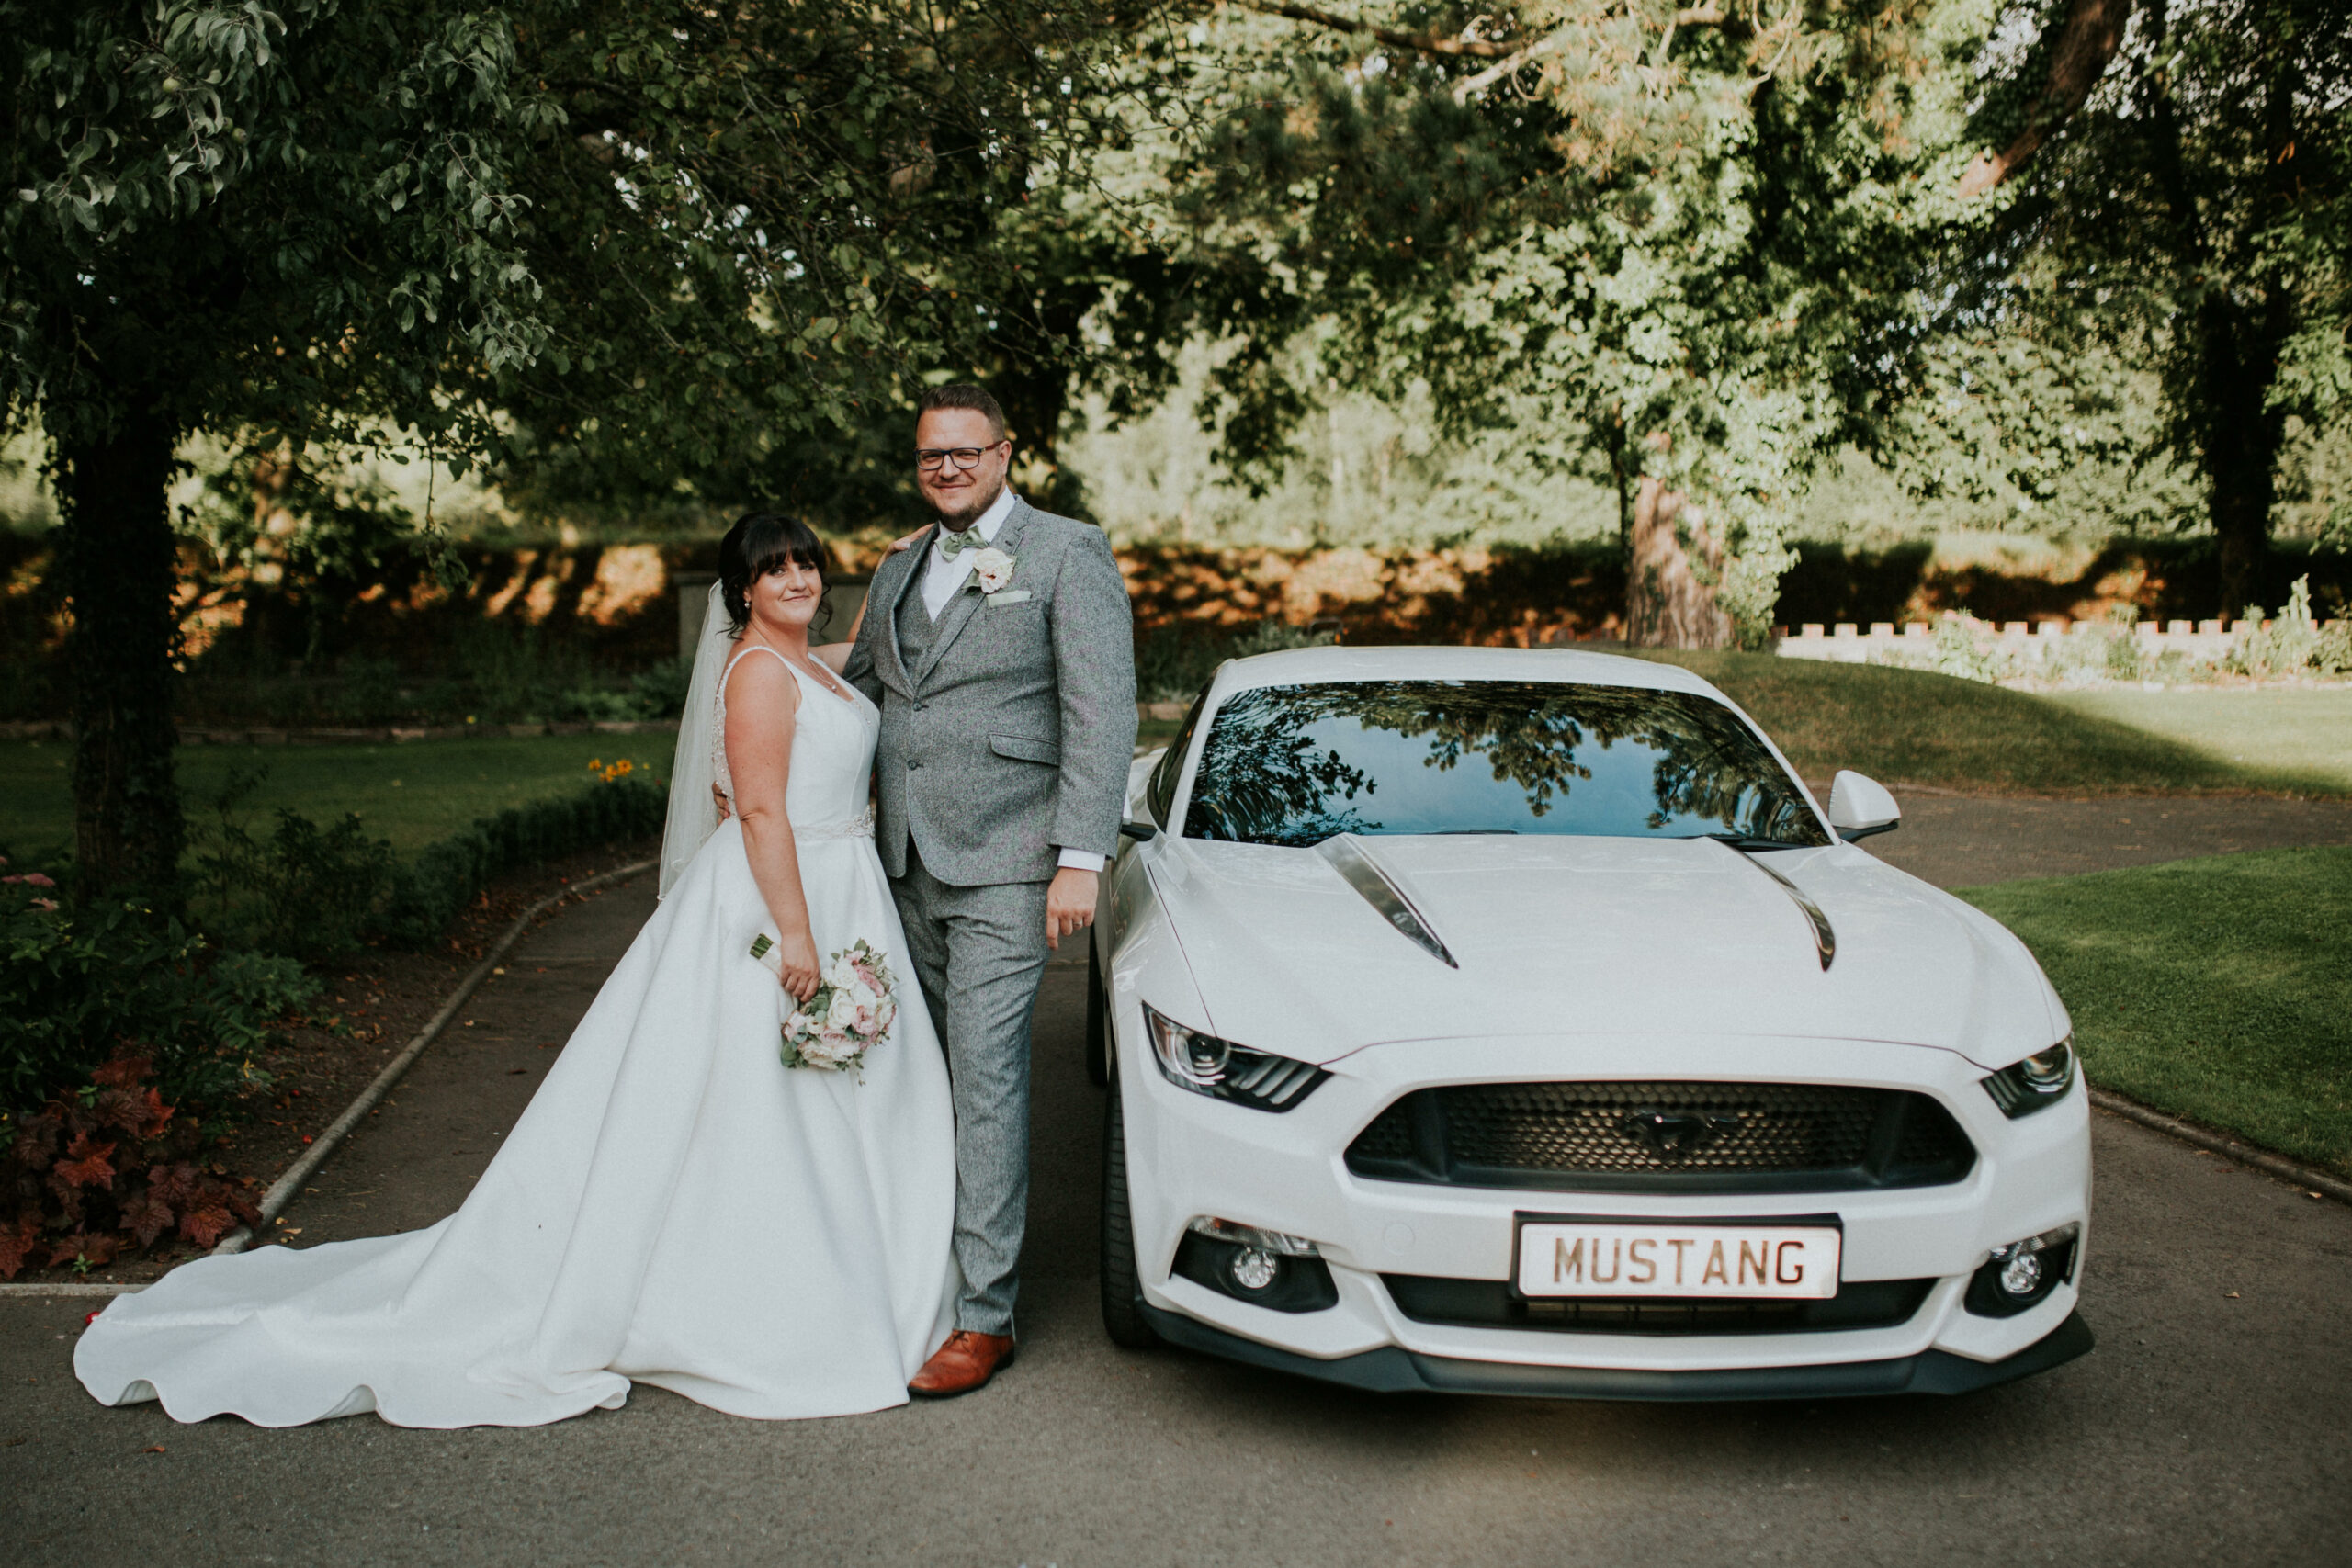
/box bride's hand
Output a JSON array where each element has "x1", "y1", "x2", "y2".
[
  {"x1": 888, "y1": 526, "x2": 926, "y2": 553},
  {"x1": 775, "y1": 931, "x2": 822, "y2": 1004},
  {"x1": 712, "y1": 784, "x2": 731, "y2": 822}
]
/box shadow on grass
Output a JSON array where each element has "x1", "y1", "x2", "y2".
[{"x1": 1630, "y1": 650, "x2": 2349, "y2": 797}]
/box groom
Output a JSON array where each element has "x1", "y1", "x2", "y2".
[{"x1": 842, "y1": 384, "x2": 1137, "y2": 1397}]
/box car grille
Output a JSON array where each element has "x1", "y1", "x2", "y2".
[
  {"x1": 1346, "y1": 1081, "x2": 1975, "y2": 1193},
  {"x1": 1381, "y1": 1274, "x2": 1937, "y2": 1337}
]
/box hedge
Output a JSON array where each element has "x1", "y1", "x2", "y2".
[{"x1": 373, "y1": 775, "x2": 669, "y2": 948}]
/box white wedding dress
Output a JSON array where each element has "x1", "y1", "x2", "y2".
[{"x1": 75, "y1": 638, "x2": 958, "y2": 1427}]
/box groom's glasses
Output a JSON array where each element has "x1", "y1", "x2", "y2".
[{"x1": 915, "y1": 443, "x2": 1004, "y2": 472}]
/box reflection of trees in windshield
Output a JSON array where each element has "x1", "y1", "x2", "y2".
[
  {"x1": 1185, "y1": 681, "x2": 1826, "y2": 848},
  {"x1": 1184, "y1": 687, "x2": 1382, "y2": 845}
]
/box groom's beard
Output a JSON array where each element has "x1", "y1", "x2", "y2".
[{"x1": 931, "y1": 472, "x2": 1006, "y2": 530}]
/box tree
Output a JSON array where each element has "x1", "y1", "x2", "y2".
[
  {"x1": 1960, "y1": 0, "x2": 2351, "y2": 615},
  {"x1": 1096, "y1": 1, "x2": 2144, "y2": 646},
  {"x1": 3, "y1": 0, "x2": 1139, "y2": 897}
]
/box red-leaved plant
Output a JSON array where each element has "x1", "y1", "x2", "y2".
[{"x1": 0, "y1": 1055, "x2": 260, "y2": 1279}]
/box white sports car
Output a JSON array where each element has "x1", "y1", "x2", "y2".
[{"x1": 1090, "y1": 645, "x2": 2091, "y2": 1399}]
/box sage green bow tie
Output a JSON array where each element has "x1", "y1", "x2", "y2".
[{"x1": 935, "y1": 526, "x2": 983, "y2": 560}]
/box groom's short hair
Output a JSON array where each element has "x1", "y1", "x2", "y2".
[{"x1": 917, "y1": 383, "x2": 1008, "y2": 443}]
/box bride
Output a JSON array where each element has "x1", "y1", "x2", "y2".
[{"x1": 74, "y1": 513, "x2": 958, "y2": 1427}]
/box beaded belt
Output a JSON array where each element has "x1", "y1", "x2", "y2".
[{"x1": 794, "y1": 807, "x2": 876, "y2": 842}]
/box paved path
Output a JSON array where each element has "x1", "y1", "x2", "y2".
[
  {"x1": 6, "y1": 807, "x2": 2350, "y2": 1566},
  {"x1": 1864, "y1": 792, "x2": 2352, "y2": 888}
]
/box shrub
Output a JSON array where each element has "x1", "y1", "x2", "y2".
[
  {"x1": 2229, "y1": 577, "x2": 2352, "y2": 680},
  {"x1": 627, "y1": 655, "x2": 693, "y2": 719},
  {"x1": 1921, "y1": 615, "x2": 2020, "y2": 683},
  {"x1": 372, "y1": 772, "x2": 669, "y2": 948},
  {"x1": 2319, "y1": 618, "x2": 2352, "y2": 677},
  {"x1": 0, "y1": 1053, "x2": 263, "y2": 1279},
  {"x1": 1135, "y1": 619, "x2": 1336, "y2": 703},
  {"x1": 194, "y1": 766, "x2": 397, "y2": 961},
  {"x1": 0, "y1": 874, "x2": 315, "y2": 1121}
]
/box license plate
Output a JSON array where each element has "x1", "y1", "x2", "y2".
[{"x1": 1515, "y1": 1221, "x2": 1841, "y2": 1300}]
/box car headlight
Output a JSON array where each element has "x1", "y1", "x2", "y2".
[
  {"x1": 1142, "y1": 1002, "x2": 1329, "y2": 1111},
  {"x1": 1981, "y1": 1036, "x2": 2077, "y2": 1118}
]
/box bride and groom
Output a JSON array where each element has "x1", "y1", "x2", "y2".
[{"x1": 74, "y1": 384, "x2": 1139, "y2": 1426}]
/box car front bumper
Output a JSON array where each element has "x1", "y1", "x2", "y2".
[
  {"x1": 1139, "y1": 1302, "x2": 2095, "y2": 1401},
  {"x1": 1122, "y1": 1031, "x2": 2095, "y2": 1393}
]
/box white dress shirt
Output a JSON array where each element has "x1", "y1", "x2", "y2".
[
  {"x1": 920, "y1": 487, "x2": 1018, "y2": 619},
  {"x1": 917, "y1": 489, "x2": 1105, "y2": 875}
]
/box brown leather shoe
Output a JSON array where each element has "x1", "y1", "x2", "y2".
[{"x1": 908, "y1": 1330, "x2": 1017, "y2": 1398}]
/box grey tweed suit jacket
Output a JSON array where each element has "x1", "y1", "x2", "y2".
[{"x1": 843, "y1": 500, "x2": 1137, "y2": 886}]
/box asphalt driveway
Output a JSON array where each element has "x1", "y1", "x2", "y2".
[{"x1": 4, "y1": 802, "x2": 2347, "y2": 1566}]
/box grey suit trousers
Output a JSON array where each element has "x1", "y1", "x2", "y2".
[{"x1": 889, "y1": 844, "x2": 1049, "y2": 1336}]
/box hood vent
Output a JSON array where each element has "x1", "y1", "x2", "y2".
[
  {"x1": 1316, "y1": 834, "x2": 1458, "y2": 968},
  {"x1": 1722, "y1": 844, "x2": 1836, "y2": 970}
]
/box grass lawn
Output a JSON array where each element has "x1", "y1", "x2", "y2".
[
  {"x1": 2045, "y1": 687, "x2": 2352, "y2": 795},
  {"x1": 1632, "y1": 649, "x2": 2350, "y2": 796},
  {"x1": 1960, "y1": 846, "x2": 2352, "y2": 1178},
  {"x1": 0, "y1": 733, "x2": 679, "y2": 866}
]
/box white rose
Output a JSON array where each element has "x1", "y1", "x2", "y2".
[
  {"x1": 825, "y1": 954, "x2": 860, "y2": 990},
  {"x1": 824, "y1": 988, "x2": 862, "y2": 1031},
  {"x1": 971, "y1": 547, "x2": 1015, "y2": 594}
]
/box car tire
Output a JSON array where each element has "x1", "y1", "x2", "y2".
[
  {"x1": 1099, "y1": 1071, "x2": 1161, "y2": 1349},
  {"x1": 1085, "y1": 927, "x2": 1110, "y2": 1088}
]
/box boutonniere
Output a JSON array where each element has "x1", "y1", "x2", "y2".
[{"x1": 970, "y1": 547, "x2": 1017, "y2": 595}]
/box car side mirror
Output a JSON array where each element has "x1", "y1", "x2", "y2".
[
  {"x1": 1119, "y1": 819, "x2": 1159, "y2": 842},
  {"x1": 1827, "y1": 770, "x2": 1900, "y2": 840}
]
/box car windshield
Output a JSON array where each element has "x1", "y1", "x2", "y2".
[{"x1": 1182, "y1": 680, "x2": 1827, "y2": 849}]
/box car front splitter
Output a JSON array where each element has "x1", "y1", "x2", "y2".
[{"x1": 1136, "y1": 1304, "x2": 2094, "y2": 1402}]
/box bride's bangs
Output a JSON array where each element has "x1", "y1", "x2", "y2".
[
  {"x1": 744, "y1": 515, "x2": 828, "y2": 583},
  {"x1": 719, "y1": 510, "x2": 831, "y2": 630}
]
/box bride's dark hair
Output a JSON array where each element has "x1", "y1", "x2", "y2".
[{"x1": 718, "y1": 512, "x2": 831, "y2": 636}]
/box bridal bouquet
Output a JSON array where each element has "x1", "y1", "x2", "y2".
[{"x1": 752, "y1": 933, "x2": 899, "y2": 1074}]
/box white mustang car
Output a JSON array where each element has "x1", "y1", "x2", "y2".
[{"x1": 1090, "y1": 645, "x2": 2091, "y2": 1400}]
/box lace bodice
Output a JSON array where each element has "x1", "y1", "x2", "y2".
[{"x1": 713, "y1": 645, "x2": 879, "y2": 837}]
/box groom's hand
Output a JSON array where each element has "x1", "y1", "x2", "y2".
[{"x1": 1045, "y1": 867, "x2": 1099, "y2": 952}]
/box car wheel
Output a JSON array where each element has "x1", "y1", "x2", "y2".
[
  {"x1": 1085, "y1": 926, "x2": 1110, "y2": 1088},
  {"x1": 1099, "y1": 1070, "x2": 1161, "y2": 1349}
]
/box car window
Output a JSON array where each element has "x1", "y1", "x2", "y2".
[
  {"x1": 1144, "y1": 687, "x2": 1209, "y2": 827},
  {"x1": 1182, "y1": 680, "x2": 1826, "y2": 849}
]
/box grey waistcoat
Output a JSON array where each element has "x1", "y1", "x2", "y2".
[{"x1": 842, "y1": 500, "x2": 1138, "y2": 886}]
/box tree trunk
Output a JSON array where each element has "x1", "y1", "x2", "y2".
[
  {"x1": 56, "y1": 402, "x2": 185, "y2": 901},
  {"x1": 2141, "y1": 0, "x2": 2294, "y2": 619},
  {"x1": 1626, "y1": 478, "x2": 1733, "y2": 649},
  {"x1": 995, "y1": 355, "x2": 1079, "y2": 515},
  {"x1": 2200, "y1": 293, "x2": 2285, "y2": 620}
]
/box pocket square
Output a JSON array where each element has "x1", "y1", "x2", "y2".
[{"x1": 986, "y1": 590, "x2": 1034, "y2": 604}]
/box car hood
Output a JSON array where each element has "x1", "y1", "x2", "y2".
[{"x1": 1148, "y1": 834, "x2": 2064, "y2": 1070}]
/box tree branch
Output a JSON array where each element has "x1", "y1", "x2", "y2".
[
  {"x1": 1240, "y1": 0, "x2": 1734, "y2": 58},
  {"x1": 1234, "y1": 0, "x2": 1513, "y2": 57},
  {"x1": 1958, "y1": 0, "x2": 2134, "y2": 197},
  {"x1": 1449, "y1": 6, "x2": 1729, "y2": 102}
]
